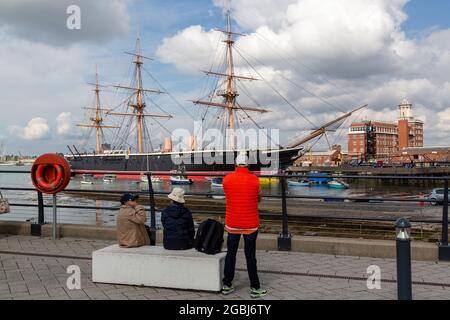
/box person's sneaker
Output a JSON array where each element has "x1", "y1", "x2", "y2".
[
  {"x1": 250, "y1": 287, "x2": 268, "y2": 298},
  {"x1": 221, "y1": 285, "x2": 235, "y2": 295}
]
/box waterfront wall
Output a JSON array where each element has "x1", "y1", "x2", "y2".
[{"x1": 0, "y1": 221, "x2": 437, "y2": 261}]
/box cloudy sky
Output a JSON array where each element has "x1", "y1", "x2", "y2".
[{"x1": 1, "y1": 0, "x2": 450, "y2": 155}]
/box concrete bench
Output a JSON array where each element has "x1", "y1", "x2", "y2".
[{"x1": 92, "y1": 245, "x2": 227, "y2": 292}]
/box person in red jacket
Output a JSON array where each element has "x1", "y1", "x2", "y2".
[{"x1": 221, "y1": 153, "x2": 268, "y2": 298}]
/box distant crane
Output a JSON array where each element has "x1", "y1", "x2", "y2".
[{"x1": 0, "y1": 140, "x2": 4, "y2": 163}]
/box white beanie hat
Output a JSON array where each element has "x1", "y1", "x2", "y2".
[{"x1": 235, "y1": 153, "x2": 248, "y2": 166}]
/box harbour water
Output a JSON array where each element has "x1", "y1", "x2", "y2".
[{"x1": 0, "y1": 165, "x2": 439, "y2": 226}]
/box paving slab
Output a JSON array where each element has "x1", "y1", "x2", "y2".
[{"x1": 0, "y1": 235, "x2": 449, "y2": 300}]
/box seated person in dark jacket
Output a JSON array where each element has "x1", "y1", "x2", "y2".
[{"x1": 161, "y1": 188, "x2": 195, "y2": 250}]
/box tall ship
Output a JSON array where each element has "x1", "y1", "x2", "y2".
[{"x1": 66, "y1": 10, "x2": 365, "y2": 179}]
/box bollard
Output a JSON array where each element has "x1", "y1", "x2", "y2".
[
  {"x1": 439, "y1": 180, "x2": 450, "y2": 260},
  {"x1": 278, "y1": 176, "x2": 292, "y2": 251},
  {"x1": 395, "y1": 218, "x2": 412, "y2": 300},
  {"x1": 146, "y1": 173, "x2": 157, "y2": 246}
]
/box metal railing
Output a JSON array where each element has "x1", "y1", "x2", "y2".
[{"x1": 0, "y1": 170, "x2": 449, "y2": 256}]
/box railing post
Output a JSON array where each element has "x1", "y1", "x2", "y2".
[
  {"x1": 37, "y1": 191, "x2": 44, "y2": 224},
  {"x1": 278, "y1": 176, "x2": 292, "y2": 251},
  {"x1": 52, "y1": 194, "x2": 57, "y2": 240},
  {"x1": 146, "y1": 173, "x2": 157, "y2": 246},
  {"x1": 439, "y1": 179, "x2": 450, "y2": 260},
  {"x1": 31, "y1": 191, "x2": 45, "y2": 236}
]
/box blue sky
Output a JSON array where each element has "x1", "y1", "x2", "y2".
[
  {"x1": 126, "y1": 0, "x2": 222, "y2": 94},
  {"x1": 403, "y1": 0, "x2": 450, "y2": 37}
]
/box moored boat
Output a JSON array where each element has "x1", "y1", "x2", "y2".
[
  {"x1": 81, "y1": 173, "x2": 94, "y2": 185},
  {"x1": 307, "y1": 172, "x2": 332, "y2": 185},
  {"x1": 103, "y1": 174, "x2": 116, "y2": 183},
  {"x1": 170, "y1": 176, "x2": 193, "y2": 185},
  {"x1": 259, "y1": 177, "x2": 278, "y2": 185},
  {"x1": 288, "y1": 179, "x2": 311, "y2": 187},
  {"x1": 327, "y1": 180, "x2": 349, "y2": 189}
]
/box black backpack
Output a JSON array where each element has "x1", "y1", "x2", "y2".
[{"x1": 194, "y1": 219, "x2": 224, "y2": 254}]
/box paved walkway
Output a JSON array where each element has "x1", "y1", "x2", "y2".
[{"x1": 0, "y1": 235, "x2": 449, "y2": 300}]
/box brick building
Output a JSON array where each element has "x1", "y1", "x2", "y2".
[
  {"x1": 348, "y1": 121, "x2": 398, "y2": 160},
  {"x1": 348, "y1": 99, "x2": 424, "y2": 161},
  {"x1": 393, "y1": 147, "x2": 450, "y2": 164},
  {"x1": 294, "y1": 145, "x2": 348, "y2": 166}
]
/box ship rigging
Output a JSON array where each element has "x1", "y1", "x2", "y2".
[{"x1": 67, "y1": 7, "x2": 366, "y2": 177}]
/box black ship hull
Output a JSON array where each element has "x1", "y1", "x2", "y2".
[{"x1": 66, "y1": 148, "x2": 301, "y2": 179}]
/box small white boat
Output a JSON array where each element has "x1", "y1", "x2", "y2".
[
  {"x1": 103, "y1": 174, "x2": 116, "y2": 183},
  {"x1": 170, "y1": 176, "x2": 193, "y2": 185},
  {"x1": 288, "y1": 179, "x2": 311, "y2": 187},
  {"x1": 81, "y1": 173, "x2": 94, "y2": 185},
  {"x1": 327, "y1": 180, "x2": 349, "y2": 189}
]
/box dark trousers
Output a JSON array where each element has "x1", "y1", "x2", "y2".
[{"x1": 223, "y1": 231, "x2": 260, "y2": 289}]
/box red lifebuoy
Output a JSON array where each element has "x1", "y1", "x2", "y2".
[
  {"x1": 31, "y1": 154, "x2": 71, "y2": 194},
  {"x1": 35, "y1": 164, "x2": 64, "y2": 191}
]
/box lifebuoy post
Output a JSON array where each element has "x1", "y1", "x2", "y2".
[{"x1": 31, "y1": 154, "x2": 71, "y2": 239}]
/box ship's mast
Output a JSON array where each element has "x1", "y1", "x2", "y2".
[
  {"x1": 77, "y1": 66, "x2": 118, "y2": 153},
  {"x1": 107, "y1": 38, "x2": 172, "y2": 153},
  {"x1": 192, "y1": 10, "x2": 268, "y2": 150},
  {"x1": 193, "y1": 8, "x2": 365, "y2": 152},
  {"x1": 225, "y1": 11, "x2": 237, "y2": 149},
  {"x1": 135, "y1": 39, "x2": 145, "y2": 153}
]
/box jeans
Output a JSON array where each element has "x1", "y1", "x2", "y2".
[{"x1": 222, "y1": 231, "x2": 260, "y2": 289}]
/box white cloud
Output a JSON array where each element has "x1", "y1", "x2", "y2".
[
  {"x1": 0, "y1": 1, "x2": 133, "y2": 154},
  {"x1": 163, "y1": 0, "x2": 411, "y2": 79},
  {"x1": 157, "y1": 0, "x2": 450, "y2": 146},
  {"x1": 9, "y1": 117, "x2": 50, "y2": 140},
  {"x1": 436, "y1": 109, "x2": 450, "y2": 132},
  {"x1": 157, "y1": 25, "x2": 222, "y2": 74},
  {"x1": 56, "y1": 112, "x2": 73, "y2": 136}
]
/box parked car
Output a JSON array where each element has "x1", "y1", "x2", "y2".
[{"x1": 427, "y1": 188, "x2": 450, "y2": 206}]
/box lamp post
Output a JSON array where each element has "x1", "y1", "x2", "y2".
[{"x1": 396, "y1": 218, "x2": 412, "y2": 300}]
